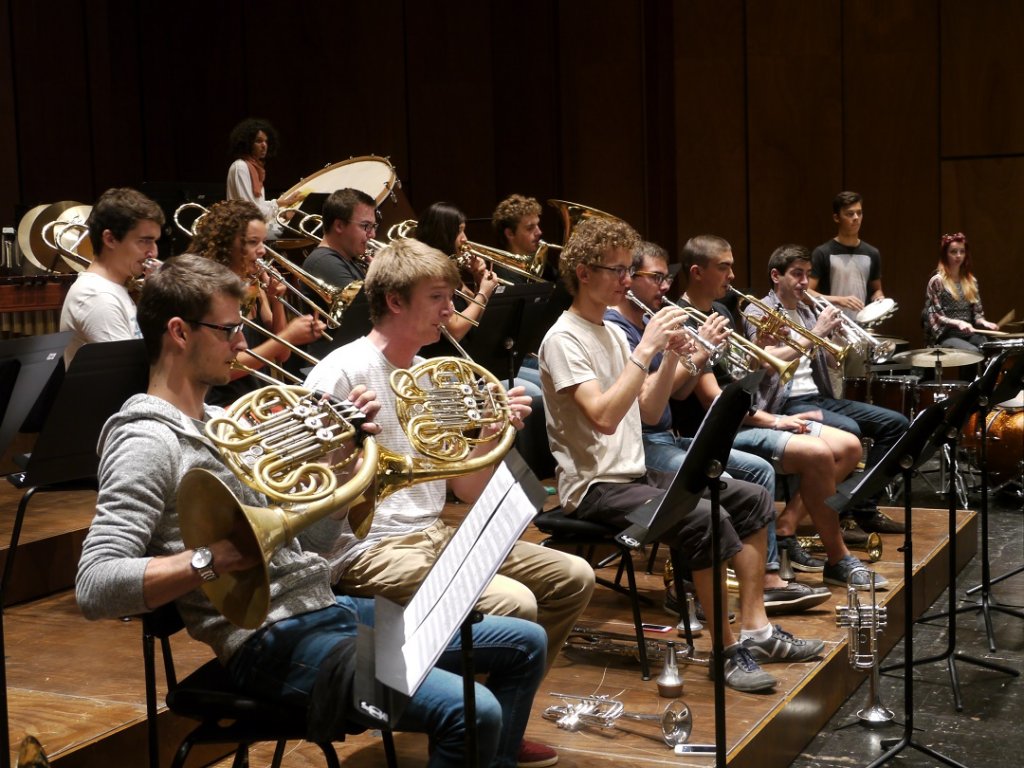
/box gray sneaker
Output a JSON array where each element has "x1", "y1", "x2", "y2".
[
  {"x1": 742, "y1": 625, "x2": 825, "y2": 663},
  {"x1": 778, "y1": 535, "x2": 825, "y2": 573},
  {"x1": 709, "y1": 645, "x2": 778, "y2": 693},
  {"x1": 823, "y1": 554, "x2": 889, "y2": 590},
  {"x1": 763, "y1": 582, "x2": 832, "y2": 614}
]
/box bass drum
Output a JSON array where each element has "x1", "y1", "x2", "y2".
[
  {"x1": 962, "y1": 405, "x2": 1023, "y2": 482},
  {"x1": 280, "y1": 155, "x2": 401, "y2": 208}
]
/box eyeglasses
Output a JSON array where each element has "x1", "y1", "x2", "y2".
[
  {"x1": 630, "y1": 268, "x2": 673, "y2": 285},
  {"x1": 190, "y1": 319, "x2": 244, "y2": 340},
  {"x1": 351, "y1": 220, "x2": 378, "y2": 234},
  {"x1": 588, "y1": 263, "x2": 631, "y2": 280}
]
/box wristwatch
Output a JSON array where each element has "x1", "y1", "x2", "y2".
[{"x1": 190, "y1": 546, "x2": 218, "y2": 582}]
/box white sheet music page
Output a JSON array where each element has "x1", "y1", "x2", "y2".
[{"x1": 374, "y1": 461, "x2": 537, "y2": 695}]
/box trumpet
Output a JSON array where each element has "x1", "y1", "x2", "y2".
[
  {"x1": 796, "y1": 531, "x2": 883, "y2": 563},
  {"x1": 729, "y1": 286, "x2": 850, "y2": 363},
  {"x1": 835, "y1": 566, "x2": 894, "y2": 724},
  {"x1": 624, "y1": 291, "x2": 723, "y2": 368},
  {"x1": 666, "y1": 299, "x2": 800, "y2": 385},
  {"x1": 543, "y1": 694, "x2": 697, "y2": 748},
  {"x1": 806, "y1": 294, "x2": 896, "y2": 363}
]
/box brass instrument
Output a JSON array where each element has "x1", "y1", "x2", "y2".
[
  {"x1": 666, "y1": 300, "x2": 800, "y2": 385},
  {"x1": 543, "y1": 694, "x2": 699, "y2": 748},
  {"x1": 624, "y1": 291, "x2": 723, "y2": 367},
  {"x1": 835, "y1": 566, "x2": 894, "y2": 724},
  {"x1": 547, "y1": 198, "x2": 623, "y2": 244},
  {"x1": 180, "y1": 351, "x2": 518, "y2": 627},
  {"x1": 729, "y1": 286, "x2": 850, "y2": 363},
  {"x1": 174, "y1": 201, "x2": 358, "y2": 331},
  {"x1": 565, "y1": 625, "x2": 707, "y2": 667},
  {"x1": 178, "y1": 385, "x2": 381, "y2": 628},
  {"x1": 40, "y1": 208, "x2": 93, "y2": 271},
  {"x1": 797, "y1": 531, "x2": 883, "y2": 562},
  {"x1": 807, "y1": 294, "x2": 896, "y2": 363}
]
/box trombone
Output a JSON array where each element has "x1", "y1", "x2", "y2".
[
  {"x1": 806, "y1": 294, "x2": 896, "y2": 363},
  {"x1": 729, "y1": 286, "x2": 850, "y2": 363},
  {"x1": 662, "y1": 298, "x2": 800, "y2": 385}
]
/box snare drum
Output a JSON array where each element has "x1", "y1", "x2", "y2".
[
  {"x1": 962, "y1": 406, "x2": 1024, "y2": 482},
  {"x1": 916, "y1": 381, "x2": 967, "y2": 411},
  {"x1": 281, "y1": 155, "x2": 401, "y2": 207},
  {"x1": 842, "y1": 375, "x2": 916, "y2": 418}
]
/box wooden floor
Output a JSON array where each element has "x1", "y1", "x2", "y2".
[{"x1": 1, "y1": 480, "x2": 978, "y2": 768}]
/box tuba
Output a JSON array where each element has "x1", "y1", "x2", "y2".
[
  {"x1": 547, "y1": 198, "x2": 623, "y2": 244},
  {"x1": 178, "y1": 357, "x2": 517, "y2": 628}
]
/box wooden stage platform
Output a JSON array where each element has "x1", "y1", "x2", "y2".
[{"x1": 1, "y1": 481, "x2": 978, "y2": 768}]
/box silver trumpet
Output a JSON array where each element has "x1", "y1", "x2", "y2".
[
  {"x1": 624, "y1": 291, "x2": 723, "y2": 368},
  {"x1": 807, "y1": 294, "x2": 896, "y2": 363},
  {"x1": 543, "y1": 693, "x2": 696, "y2": 748},
  {"x1": 835, "y1": 566, "x2": 894, "y2": 725}
]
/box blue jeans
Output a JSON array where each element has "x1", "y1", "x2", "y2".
[
  {"x1": 643, "y1": 431, "x2": 781, "y2": 571},
  {"x1": 227, "y1": 597, "x2": 546, "y2": 768},
  {"x1": 782, "y1": 394, "x2": 909, "y2": 506}
]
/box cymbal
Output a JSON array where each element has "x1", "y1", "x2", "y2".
[
  {"x1": 869, "y1": 334, "x2": 909, "y2": 346},
  {"x1": 894, "y1": 347, "x2": 984, "y2": 368}
]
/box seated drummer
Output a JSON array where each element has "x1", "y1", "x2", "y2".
[
  {"x1": 538, "y1": 216, "x2": 824, "y2": 694},
  {"x1": 674, "y1": 235, "x2": 887, "y2": 591},
  {"x1": 59, "y1": 188, "x2": 164, "y2": 368},
  {"x1": 740, "y1": 244, "x2": 909, "y2": 535}
]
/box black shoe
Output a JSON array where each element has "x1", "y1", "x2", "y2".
[
  {"x1": 777, "y1": 535, "x2": 825, "y2": 572},
  {"x1": 763, "y1": 582, "x2": 832, "y2": 614},
  {"x1": 855, "y1": 509, "x2": 905, "y2": 534},
  {"x1": 840, "y1": 519, "x2": 871, "y2": 547}
]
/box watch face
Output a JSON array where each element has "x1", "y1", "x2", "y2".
[{"x1": 192, "y1": 547, "x2": 213, "y2": 569}]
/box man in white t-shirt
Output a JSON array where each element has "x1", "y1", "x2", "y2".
[
  {"x1": 59, "y1": 187, "x2": 165, "y2": 368},
  {"x1": 538, "y1": 217, "x2": 824, "y2": 694},
  {"x1": 303, "y1": 236, "x2": 593, "y2": 768}
]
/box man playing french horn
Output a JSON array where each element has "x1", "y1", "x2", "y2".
[
  {"x1": 75, "y1": 254, "x2": 550, "y2": 768},
  {"x1": 303, "y1": 237, "x2": 593, "y2": 768},
  {"x1": 740, "y1": 244, "x2": 909, "y2": 536}
]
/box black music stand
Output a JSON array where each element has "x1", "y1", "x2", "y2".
[
  {"x1": 897, "y1": 358, "x2": 1015, "y2": 712},
  {"x1": 616, "y1": 371, "x2": 763, "y2": 768},
  {"x1": 827, "y1": 402, "x2": 967, "y2": 768},
  {"x1": 0, "y1": 331, "x2": 72, "y2": 475},
  {"x1": 354, "y1": 450, "x2": 546, "y2": 766},
  {"x1": 0, "y1": 339, "x2": 148, "y2": 768},
  {"x1": 921, "y1": 350, "x2": 1024, "y2": 657},
  {"x1": 965, "y1": 350, "x2": 1024, "y2": 597}
]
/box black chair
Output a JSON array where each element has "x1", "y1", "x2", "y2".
[
  {"x1": 533, "y1": 508, "x2": 689, "y2": 681},
  {"x1": 142, "y1": 603, "x2": 398, "y2": 768}
]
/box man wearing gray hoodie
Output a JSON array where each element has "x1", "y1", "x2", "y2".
[{"x1": 75, "y1": 254, "x2": 546, "y2": 768}]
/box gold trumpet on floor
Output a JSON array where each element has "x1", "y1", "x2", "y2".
[{"x1": 798, "y1": 531, "x2": 883, "y2": 563}]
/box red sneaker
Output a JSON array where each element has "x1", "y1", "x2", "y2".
[{"x1": 517, "y1": 739, "x2": 558, "y2": 767}]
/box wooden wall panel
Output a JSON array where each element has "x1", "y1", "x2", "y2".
[
  {"x1": 746, "y1": 0, "x2": 842, "y2": 295},
  {"x1": 556, "y1": 0, "x2": 646, "y2": 232},
  {"x1": 672, "y1": 1, "x2": 747, "y2": 272},
  {"x1": 0, "y1": 0, "x2": 19, "y2": 223},
  {"x1": 941, "y1": 0, "x2": 1024, "y2": 158},
  {"x1": 844, "y1": 0, "x2": 940, "y2": 348},
  {"x1": 11, "y1": 0, "x2": 94, "y2": 206},
  {"x1": 403, "y1": 1, "x2": 497, "y2": 221},
  {"x1": 941, "y1": 158, "x2": 1024, "y2": 328}
]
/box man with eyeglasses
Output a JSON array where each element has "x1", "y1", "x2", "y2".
[
  {"x1": 77, "y1": 254, "x2": 549, "y2": 768},
  {"x1": 302, "y1": 188, "x2": 378, "y2": 294},
  {"x1": 603, "y1": 241, "x2": 831, "y2": 616},
  {"x1": 538, "y1": 217, "x2": 825, "y2": 694},
  {"x1": 60, "y1": 187, "x2": 165, "y2": 368}
]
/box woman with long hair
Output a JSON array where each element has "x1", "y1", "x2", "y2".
[
  {"x1": 189, "y1": 199, "x2": 324, "y2": 404},
  {"x1": 225, "y1": 118, "x2": 300, "y2": 235},
  {"x1": 923, "y1": 232, "x2": 998, "y2": 351}
]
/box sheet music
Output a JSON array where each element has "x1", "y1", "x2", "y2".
[{"x1": 374, "y1": 461, "x2": 538, "y2": 695}]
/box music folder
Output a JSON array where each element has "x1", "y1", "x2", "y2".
[
  {"x1": 353, "y1": 449, "x2": 546, "y2": 727},
  {"x1": 615, "y1": 371, "x2": 763, "y2": 549}
]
